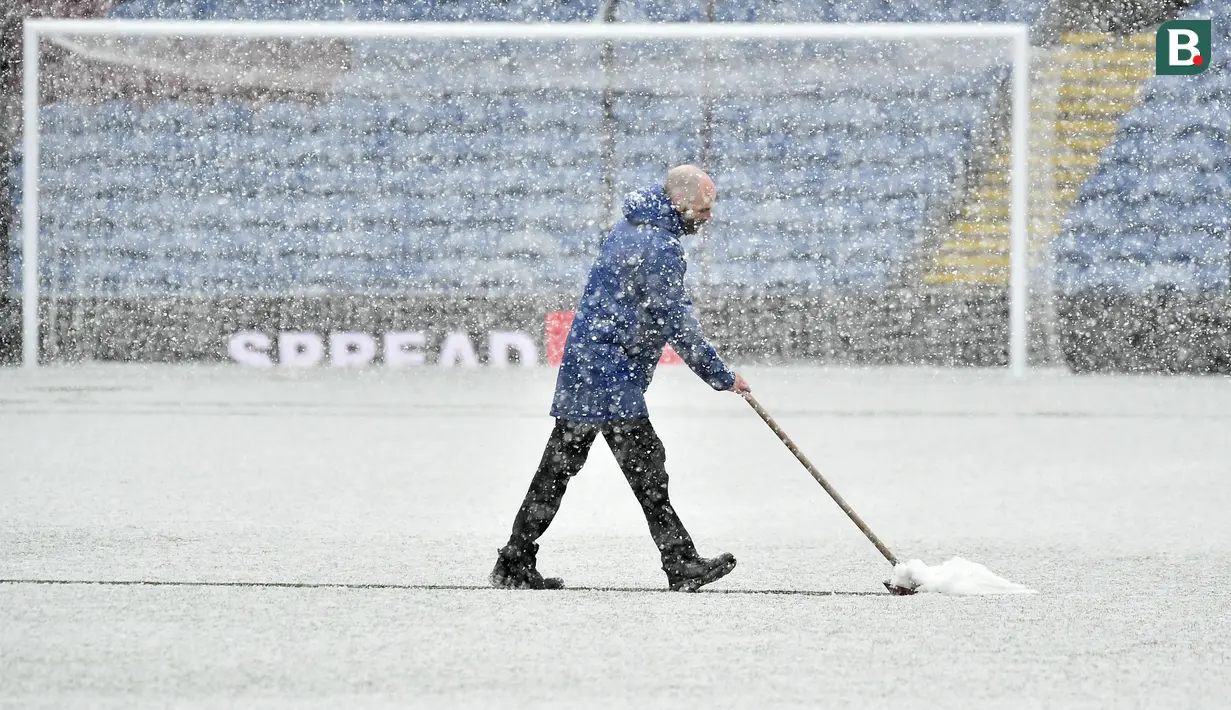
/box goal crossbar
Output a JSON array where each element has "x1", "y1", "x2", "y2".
[{"x1": 20, "y1": 19, "x2": 1030, "y2": 373}]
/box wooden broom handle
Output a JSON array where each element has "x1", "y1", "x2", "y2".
[{"x1": 741, "y1": 391, "x2": 900, "y2": 567}]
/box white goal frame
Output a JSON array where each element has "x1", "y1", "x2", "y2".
[{"x1": 21, "y1": 19, "x2": 1031, "y2": 373}]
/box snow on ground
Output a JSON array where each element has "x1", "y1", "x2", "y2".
[
  {"x1": 1, "y1": 364, "x2": 1230, "y2": 708},
  {"x1": 891, "y1": 557, "x2": 1036, "y2": 595}
]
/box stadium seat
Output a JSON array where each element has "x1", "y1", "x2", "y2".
[
  {"x1": 704, "y1": 260, "x2": 754, "y2": 288},
  {"x1": 41, "y1": 101, "x2": 94, "y2": 136}
]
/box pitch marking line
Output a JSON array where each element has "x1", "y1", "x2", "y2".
[{"x1": 0, "y1": 578, "x2": 885, "y2": 596}]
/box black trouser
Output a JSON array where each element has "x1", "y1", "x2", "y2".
[{"x1": 505, "y1": 417, "x2": 698, "y2": 568}]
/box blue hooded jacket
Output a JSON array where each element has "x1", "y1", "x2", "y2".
[{"x1": 550, "y1": 186, "x2": 736, "y2": 422}]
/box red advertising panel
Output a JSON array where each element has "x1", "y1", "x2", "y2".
[{"x1": 545, "y1": 311, "x2": 682, "y2": 367}]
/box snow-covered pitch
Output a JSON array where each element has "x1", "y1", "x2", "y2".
[{"x1": 2, "y1": 364, "x2": 1229, "y2": 707}]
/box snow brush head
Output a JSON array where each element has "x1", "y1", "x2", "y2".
[
  {"x1": 884, "y1": 581, "x2": 918, "y2": 596},
  {"x1": 889, "y1": 558, "x2": 1036, "y2": 596}
]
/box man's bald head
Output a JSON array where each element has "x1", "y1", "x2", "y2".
[{"x1": 665, "y1": 164, "x2": 716, "y2": 235}]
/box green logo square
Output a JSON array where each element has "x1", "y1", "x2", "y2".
[{"x1": 1156, "y1": 19, "x2": 1212, "y2": 75}]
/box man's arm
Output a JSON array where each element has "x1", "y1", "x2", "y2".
[{"x1": 644, "y1": 241, "x2": 739, "y2": 391}]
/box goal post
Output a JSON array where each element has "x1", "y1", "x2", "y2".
[{"x1": 18, "y1": 18, "x2": 1031, "y2": 371}]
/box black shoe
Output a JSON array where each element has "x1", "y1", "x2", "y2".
[
  {"x1": 665, "y1": 552, "x2": 737, "y2": 592},
  {"x1": 489, "y1": 543, "x2": 565, "y2": 590}
]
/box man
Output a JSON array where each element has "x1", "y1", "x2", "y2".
[{"x1": 491, "y1": 164, "x2": 751, "y2": 592}]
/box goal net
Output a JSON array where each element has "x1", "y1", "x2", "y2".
[{"x1": 16, "y1": 20, "x2": 1038, "y2": 370}]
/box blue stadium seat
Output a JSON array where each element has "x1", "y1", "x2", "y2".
[
  {"x1": 1178, "y1": 203, "x2": 1231, "y2": 231},
  {"x1": 1161, "y1": 230, "x2": 1226, "y2": 263},
  {"x1": 42, "y1": 102, "x2": 91, "y2": 135},
  {"x1": 253, "y1": 101, "x2": 312, "y2": 132},
  {"x1": 1197, "y1": 261, "x2": 1231, "y2": 291},
  {"x1": 834, "y1": 261, "x2": 892, "y2": 289},
  {"x1": 138, "y1": 101, "x2": 195, "y2": 135},
  {"x1": 786, "y1": 260, "x2": 834, "y2": 289},
  {"x1": 196, "y1": 102, "x2": 252, "y2": 133},
  {"x1": 706, "y1": 260, "x2": 758, "y2": 288},
  {"x1": 539, "y1": 256, "x2": 587, "y2": 289}
]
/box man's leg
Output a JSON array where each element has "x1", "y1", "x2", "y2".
[
  {"x1": 601, "y1": 418, "x2": 736, "y2": 592},
  {"x1": 506, "y1": 418, "x2": 598, "y2": 548},
  {"x1": 492, "y1": 418, "x2": 597, "y2": 589},
  {"x1": 600, "y1": 419, "x2": 698, "y2": 565}
]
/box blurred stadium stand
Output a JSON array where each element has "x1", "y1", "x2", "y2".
[
  {"x1": 1057, "y1": 10, "x2": 1231, "y2": 293},
  {"x1": 923, "y1": 31, "x2": 1155, "y2": 287},
  {"x1": 15, "y1": 86, "x2": 995, "y2": 296},
  {"x1": 8, "y1": 0, "x2": 1023, "y2": 300},
  {"x1": 1052, "y1": 0, "x2": 1231, "y2": 371}
]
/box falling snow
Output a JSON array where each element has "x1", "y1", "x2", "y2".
[{"x1": 2, "y1": 0, "x2": 1230, "y2": 706}]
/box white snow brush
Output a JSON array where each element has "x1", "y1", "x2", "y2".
[{"x1": 743, "y1": 392, "x2": 1033, "y2": 596}]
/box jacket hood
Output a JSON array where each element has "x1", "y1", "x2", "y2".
[{"x1": 622, "y1": 186, "x2": 683, "y2": 236}]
